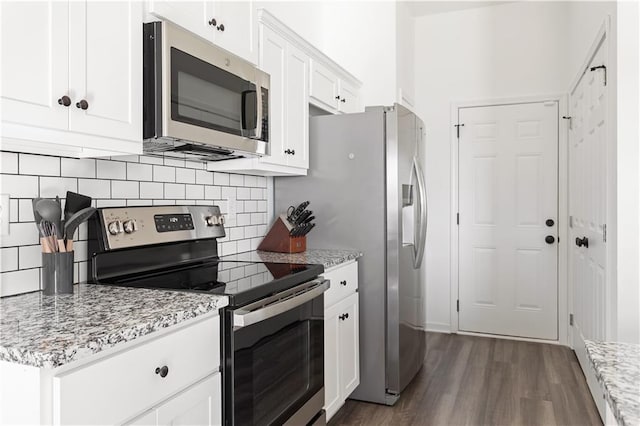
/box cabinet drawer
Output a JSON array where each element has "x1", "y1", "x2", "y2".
[
  {"x1": 323, "y1": 261, "x2": 358, "y2": 308},
  {"x1": 53, "y1": 315, "x2": 220, "y2": 425}
]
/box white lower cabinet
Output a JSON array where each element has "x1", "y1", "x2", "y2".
[
  {"x1": 0, "y1": 314, "x2": 222, "y2": 425},
  {"x1": 323, "y1": 261, "x2": 360, "y2": 421}
]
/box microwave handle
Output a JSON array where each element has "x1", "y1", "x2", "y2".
[{"x1": 255, "y1": 86, "x2": 263, "y2": 140}]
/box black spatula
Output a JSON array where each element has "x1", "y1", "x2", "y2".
[{"x1": 64, "y1": 191, "x2": 92, "y2": 222}]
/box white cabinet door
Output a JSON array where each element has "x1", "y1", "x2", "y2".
[
  {"x1": 128, "y1": 374, "x2": 222, "y2": 426},
  {"x1": 338, "y1": 80, "x2": 360, "y2": 114},
  {"x1": 309, "y1": 59, "x2": 338, "y2": 113},
  {"x1": 284, "y1": 43, "x2": 309, "y2": 169},
  {"x1": 68, "y1": 1, "x2": 142, "y2": 141},
  {"x1": 339, "y1": 293, "x2": 360, "y2": 397},
  {"x1": 0, "y1": 1, "x2": 69, "y2": 130},
  {"x1": 257, "y1": 25, "x2": 286, "y2": 167},
  {"x1": 148, "y1": 1, "x2": 212, "y2": 41},
  {"x1": 210, "y1": 1, "x2": 254, "y2": 63},
  {"x1": 324, "y1": 302, "x2": 342, "y2": 420}
]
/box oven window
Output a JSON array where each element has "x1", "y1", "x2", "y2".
[
  {"x1": 170, "y1": 48, "x2": 257, "y2": 136},
  {"x1": 233, "y1": 301, "x2": 323, "y2": 425}
]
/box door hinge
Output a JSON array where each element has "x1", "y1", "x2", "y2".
[
  {"x1": 456, "y1": 213, "x2": 459, "y2": 225},
  {"x1": 590, "y1": 64, "x2": 607, "y2": 86},
  {"x1": 456, "y1": 299, "x2": 460, "y2": 312},
  {"x1": 569, "y1": 313, "x2": 574, "y2": 326},
  {"x1": 454, "y1": 123, "x2": 465, "y2": 139},
  {"x1": 603, "y1": 224, "x2": 607, "y2": 242}
]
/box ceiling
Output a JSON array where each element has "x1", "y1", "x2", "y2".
[{"x1": 405, "y1": 1, "x2": 514, "y2": 17}]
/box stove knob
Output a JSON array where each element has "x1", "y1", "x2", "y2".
[
  {"x1": 205, "y1": 215, "x2": 219, "y2": 226},
  {"x1": 123, "y1": 219, "x2": 137, "y2": 234},
  {"x1": 108, "y1": 221, "x2": 123, "y2": 235},
  {"x1": 218, "y1": 215, "x2": 225, "y2": 225}
]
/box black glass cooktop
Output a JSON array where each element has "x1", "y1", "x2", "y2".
[{"x1": 99, "y1": 261, "x2": 324, "y2": 307}]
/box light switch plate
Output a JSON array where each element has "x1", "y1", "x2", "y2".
[{"x1": 0, "y1": 194, "x2": 10, "y2": 236}]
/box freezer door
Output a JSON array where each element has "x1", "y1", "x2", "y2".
[{"x1": 386, "y1": 104, "x2": 427, "y2": 396}]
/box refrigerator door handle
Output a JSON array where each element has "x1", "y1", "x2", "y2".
[{"x1": 413, "y1": 157, "x2": 427, "y2": 269}]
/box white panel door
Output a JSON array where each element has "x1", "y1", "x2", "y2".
[
  {"x1": 68, "y1": 1, "x2": 142, "y2": 141},
  {"x1": 210, "y1": 1, "x2": 254, "y2": 63},
  {"x1": 337, "y1": 80, "x2": 359, "y2": 114},
  {"x1": 284, "y1": 43, "x2": 309, "y2": 169},
  {"x1": 148, "y1": 1, "x2": 212, "y2": 41},
  {"x1": 0, "y1": 1, "x2": 69, "y2": 130},
  {"x1": 459, "y1": 102, "x2": 559, "y2": 339},
  {"x1": 569, "y1": 39, "x2": 608, "y2": 408},
  {"x1": 309, "y1": 59, "x2": 338, "y2": 113},
  {"x1": 257, "y1": 25, "x2": 287, "y2": 167}
]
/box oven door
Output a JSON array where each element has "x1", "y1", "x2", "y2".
[
  {"x1": 158, "y1": 21, "x2": 269, "y2": 155},
  {"x1": 225, "y1": 279, "x2": 328, "y2": 426}
]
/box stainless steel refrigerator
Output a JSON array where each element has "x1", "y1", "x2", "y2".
[{"x1": 274, "y1": 104, "x2": 427, "y2": 405}]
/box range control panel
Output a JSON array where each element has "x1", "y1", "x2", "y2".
[{"x1": 99, "y1": 206, "x2": 226, "y2": 250}]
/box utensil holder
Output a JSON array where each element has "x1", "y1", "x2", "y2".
[
  {"x1": 258, "y1": 215, "x2": 306, "y2": 253},
  {"x1": 42, "y1": 252, "x2": 74, "y2": 295}
]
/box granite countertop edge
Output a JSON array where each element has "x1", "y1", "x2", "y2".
[
  {"x1": 584, "y1": 340, "x2": 640, "y2": 426},
  {"x1": 0, "y1": 285, "x2": 229, "y2": 370},
  {"x1": 221, "y1": 248, "x2": 363, "y2": 269}
]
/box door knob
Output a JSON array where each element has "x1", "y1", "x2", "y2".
[
  {"x1": 545, "y1": 235, "x2": 555, "y2": 244},
  {"x1": 546, "y1": 219, "x2": 555, "y2": 227},
  {"x1": 575, "y1": 237, "x2": 589, "y2": 248},
  {"x1": 76, "y1": 99, "x2": 89, "y2": 110},
  {"x1": 57, "y1": 95, "x2": 71, "y2": 107}
]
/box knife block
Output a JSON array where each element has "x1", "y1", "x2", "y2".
[{"x1": 258, "y1": 215, "x2": 306, "y2": 253}]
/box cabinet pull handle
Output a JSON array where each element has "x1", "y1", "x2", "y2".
[
  {"x1": 217, "y1": 24, "x2": 225, "y2": 32},
  {"x1": 341, "y1": 98, "x2": 346, "y2": 103},
  {"x1": 340, "y1": 280, "x2": 347, "y2": 286},
  {"x1": 208, "y1": 18, "x2": 217, "y2": 26},
  {"x1": 339, "y1": 313, "x2": 349, "y2": 321},
  {"x1": 284, "y1": 149, "x2": 292, "y2": 155},
  {"x1": 291, "y1": 149, "x2": 295, "y2": 155},
  {"x1": 335, "y1": 95, "x2": 341, "y2": 100},
  {"x1": 57, "y1": 96, "x2": 71, "y2": 107},
  {"x1": 155, "y1": 365, "x2": 169, "y2": 378},
  {"x1": 76, "y1": 99, "x2": 89, "y2": 110}
]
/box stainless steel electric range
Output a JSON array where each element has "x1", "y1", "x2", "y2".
[{"x1": 88, "y1": 205, "x2": 328, "y2": 426}]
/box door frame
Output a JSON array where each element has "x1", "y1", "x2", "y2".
[{"x1": 449, "y1": 94, "x2": 569, "y2": 345}]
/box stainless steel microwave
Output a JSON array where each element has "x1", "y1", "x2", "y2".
[{"x1": 143, "y1": 21, "x2": 269, "y2": 161}]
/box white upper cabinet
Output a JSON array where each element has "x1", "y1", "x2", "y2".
[
  {"x1": 68, "y1": 1, "x2": 142, "y2": 141},
  {"x1": 148, "y1": 0, "x2": 256, "y2": 63},
  {"x1": 283, "y1": 42, "x2": 309, "y2": 169},
  {"x1": 337, "y1": 79, "x2": 360, "y2": 114},
  {"x1": 1, "y1": 1, "x2": 69, "y2": 131},
  {"x1": 1, "y1": 0, "x2": 143, "y2": 157},
  {"x1": 309, "y1": 59, "x2": 362, "y2": 115}
]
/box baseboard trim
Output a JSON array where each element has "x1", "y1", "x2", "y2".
[
  {"x1": 425, "y1": 322, "x2": 452, "y2": 333},
  {"x1": 456, "y1": 330, "x2": 562, "y2": 345}
]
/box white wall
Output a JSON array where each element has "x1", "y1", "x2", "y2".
[{"x1": 414, "y1": 2, "x2": 571, "y2": 331}]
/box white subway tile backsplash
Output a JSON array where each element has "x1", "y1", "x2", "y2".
[
  {"x1": 1, "y1": 152, "x2": 18, "y2": 174},
  {"x1": 165, "y1": 183, "x2": 185, "y2": 199},
  {"x1": 112, "y1": 181, "x2": 139, "y2": 198},
  {"x1": 40, "y1": 177, "x2": 77, "y2": 198},
  {"x1": 213, "y1": 172, "x2": 229, "y2": 186},
  {"x1": 1, "y1": 174, "x2": 39, "y2": 198},
  {"x1": 176, "y1": 168, "x2": 196, "y2": 184},
  {"x1": 78, "y1": 179, "x2": 111, "y2": 199},
  {"x1": 139, "y1": 155, "x2": 164, "y2": 165},
  {"x1": 237, "y1": 188, "x2": 251, "y2": 200},
  {"x1": 0, "y1": 268, "x2": 40, "y2": 297},
  {"x1": 196, "y1": 170, "x2": 213, "y2": 185},
  {"x1": 0, "y1": 151, "x2": 269, "y2": 296},
  {"x1": 97, "y1": 160, "x2": 126, "y2": 180},
  {"x1": 20, "y1": 154, "x2": 60, "y2": 176},
  {"x1": 61, "y1": 158, "x2": 96, "y2": 178},
  {"x1": 230, "y1": 174, "x2": 244, "y2": 187},
  {"x1": 0, "y1": 248, "x2": 18, "y2": 272},
  {"x1": 205, "y1": 186, "x2": 221, "y2": 200},
  {"x1": 1, "y1": 222, "x2": 39, "y2": 248},
  {"x1": 186, "y1": 185, "x2": 204, "y2": 200},
  {"x1": 140, "y1": 182, "x2": 163, "y2": 199},
  {"x1": 18, "y1": 199, "x2": 34, "y2": 222},
  {"x1": 127, "y1": 163, "x2": 152, "y2": 181},
  {"x1": 251, "y1": 188, "x2": 263, "y2": 200},
  {"x1": 153, "y1": 165, "x2": 175, "y2": 182},
  {"x1": 18, "y1": 244, "x2": 42, "y2": 269}
]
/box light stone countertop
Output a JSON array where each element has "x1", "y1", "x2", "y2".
[
  {"x1": 585, "y1": 340, "x2": 640, "y2": 426},
  {"x1": 0, "y1": 284, "x2": 228, "y2": 369},
  {"x1": 221, "y1": 248, "x2": 362, "y2": 269}
]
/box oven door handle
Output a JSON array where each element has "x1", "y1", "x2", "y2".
[{"x1": 233, "y1": 279, "x2": 329, "y2": 328}]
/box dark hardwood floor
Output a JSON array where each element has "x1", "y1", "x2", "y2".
[{"x1": 329, "y1": 332, "x2": 602, "y2": 426}]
